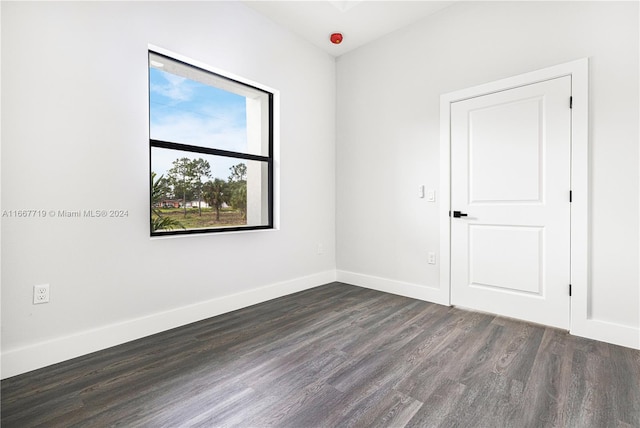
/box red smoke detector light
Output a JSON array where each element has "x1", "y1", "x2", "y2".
[{"x1": 330, "y1": 33, "x2": 343, "y2": 45}]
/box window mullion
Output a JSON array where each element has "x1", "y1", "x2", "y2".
[{"x1": 150, "y1": 139, "x2": 270, "y2": 163}]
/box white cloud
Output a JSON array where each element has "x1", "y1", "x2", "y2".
[
  {"x1": 151, "y1": 110, "x2": 247, "y2": 151},
  {"x1": 150, "y1": 73, "x2": 193, "y2": 102}
]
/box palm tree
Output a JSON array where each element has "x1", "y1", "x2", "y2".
[
  {"x1": 203, "y1": 178, "x2": 228, "y2": 221},
  {"x1": 151, "y1": 172, "x2": 185, "y2": 232}
]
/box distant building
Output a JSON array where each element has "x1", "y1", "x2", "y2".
[{"x1": 186, "y1": 201, "x2": 210, "y2": 208}]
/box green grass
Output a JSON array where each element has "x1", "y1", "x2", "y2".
[{"x1": 153, "y1": 207, "x2": 246, "y2": 230}]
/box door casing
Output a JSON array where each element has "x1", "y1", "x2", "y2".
[{"x1": 439, "y1": 58, "x2": 589, "y2": 334}]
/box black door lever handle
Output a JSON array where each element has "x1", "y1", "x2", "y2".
[{"x1": 452, "y1": 211, "x2": 468, "y2": 218}]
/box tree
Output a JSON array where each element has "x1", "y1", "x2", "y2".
[
  {"x1": 189, "y1": 158, "x2": 211, "y2": 216},
  {"x1": 229, "y1": 182, "x2": 247, "y2": 220},
  {"x1": 151, "y1": 171, "x2": 170, "y2": 206},
  {"x1": 167, "y1": 158, "x2": 193, "y2": 217},
  {"x1": 228, "y1": 163, "x2": 247, "y2": 220},
  {"x1": 151, "y1": 172, "x2": 185, "y2": 232},
  {"x1": 228, "y1": 163, "x2": 247, "y2": 183},
  {"x1": 203, "y1": 178, "x2": 229, "y2": 221}
]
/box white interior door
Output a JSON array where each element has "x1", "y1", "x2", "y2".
[{"x1": 450, "y1": 75, "x2": 572, "y2": 329}]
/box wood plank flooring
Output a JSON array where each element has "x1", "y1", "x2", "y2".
[{"x1": 2, "y1": 282, "x2": 639, "y2": 427}]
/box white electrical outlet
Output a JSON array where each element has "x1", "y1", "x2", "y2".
[
  {"x1": 427, "y1": 189, "x2": 436, "y2": 202},
  {"x1": 33, "y1": 284, "x2": 50, "y2": 304},
  {"x1": 428, "y1": 252, "x2": 436, "y2": 265}
]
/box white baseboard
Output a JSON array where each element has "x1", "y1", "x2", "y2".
[
  {"x1": 336, "y1": 270, "x2": 449, "y2": 306},
  {"x1": 337, "y1": 270, "x2": 639, "y2": 350},
  {"x1": 4, "y1": 268, "x2": 636, "y2": 379},
  {"x1": 1, "y1": 270, "x2": 337, "y2": 379},
  {"x1": 572, "y1": 318, "x2": 640, "y2": 350}
]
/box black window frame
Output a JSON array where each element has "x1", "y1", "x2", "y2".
[{"x1": 149, "y1": 51, "x2": 274, "y2": 237}]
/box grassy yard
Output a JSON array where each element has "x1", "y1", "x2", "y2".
[{"x1": 153, "y1": 207, "x2": 246, "y2": 230}]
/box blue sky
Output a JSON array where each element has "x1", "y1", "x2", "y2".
[{"x1": 150, "y1": 67, "x2": 247, "y2": 181}]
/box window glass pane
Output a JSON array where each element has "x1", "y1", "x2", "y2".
[
  {"x1": 149, "y1": 51, "x2": 273, "y2": 236},
  {"x1": 149, "y1": 53, "x2": 270, "y2": 157},
  {"x1": 151, "y1": 148, "x2": 270, "y2": 233}
]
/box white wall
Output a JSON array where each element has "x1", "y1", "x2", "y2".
[
  {"x1": 336, "y1": 1, "x2": 639, "y2": 347},
  {"x1": 1, "y1": 1, "x2": 336, "y2": 377},
  {"x1": 3, "y1": 1, "x2": 639, "y2": 378}
]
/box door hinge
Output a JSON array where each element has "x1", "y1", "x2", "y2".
[
  {"x1": 570, "y1": 96, "x2": 573, "y2": 109},
  {"x1": 570, "y1": 190, "x2": 572, "y2": 202},
  {"x1": 569, "y1": 284, "x2": 572, "y2": 296}
]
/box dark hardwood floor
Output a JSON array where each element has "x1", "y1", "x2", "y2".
[{"x1": 2, "y1": 282, "x2": 639, "y2": 427}]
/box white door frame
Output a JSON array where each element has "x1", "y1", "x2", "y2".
[{"x1": 439, "y1": 58, "x2": 589, "y2": 334}]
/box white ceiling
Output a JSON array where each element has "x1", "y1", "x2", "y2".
[{"x1": 242, "y1": 1, "x2": 456, "y2": 57}]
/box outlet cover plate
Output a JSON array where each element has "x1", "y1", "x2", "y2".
[{"x1": 33, "y1": 284, "x2": 50, "y2": 304}]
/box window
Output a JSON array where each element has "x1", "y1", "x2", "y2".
[{"x1": 149, "y1": 51, "x2": 273, "y2": 236}]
